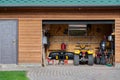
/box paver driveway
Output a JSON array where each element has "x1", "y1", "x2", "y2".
[{"x1": 27, "y1": 65, "x2": 120, "y2": 80}]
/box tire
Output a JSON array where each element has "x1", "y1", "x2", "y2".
[
  {"x1": 96, "y1": 57, "x2": 100, "y2": 64},
  {"x1": 74, "y1": 54, "x2": 79, "y2": 65},
  {"x1": 100, "y1": 54, "x2": 106, "y2": 65},
  {"x1": 88, "y1": 55, "x2": 94, "y2": 65}
]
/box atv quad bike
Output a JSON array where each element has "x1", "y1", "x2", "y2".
[{"x1": 74, "y1": 44, "x2": 94, "y2": 65}]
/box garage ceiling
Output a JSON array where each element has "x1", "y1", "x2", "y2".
[{"x1": 0, "y1": 0, "x2": 120, "y2": 7}]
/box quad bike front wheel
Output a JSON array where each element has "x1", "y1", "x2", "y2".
[
  {"x1": 100, "y1": 54, "x2": 106, "y2": 65},
  {"x1": 74, "y1": 54, "x2": 79, "y2": 65},
  {"x1": 96, "y1": 57, "x2": 100, "y2": 64},
  {"x1": 88, "y1": 54, "x2": 94, "y2": 65},
  {"x1": 95, "y1": 57, "x2": 100, "y2": 64}
]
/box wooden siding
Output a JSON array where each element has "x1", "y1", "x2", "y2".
[
  {"x1": 115, "y1": 17, "x2": 120, "y2": 63},
  {"x1": 0, "y1": 8, "x2": 119, "y2": 63},
  {"x1": 18, "y1": 19, "x2": 42, "y2": 63}
]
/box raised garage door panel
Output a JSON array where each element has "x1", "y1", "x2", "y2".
[
  {"x1": 0, "y1": 20, "x2": 17, "y2": 64},
  {"x1": 43, "y1": 20, "x2": 115, "y2": 24}
]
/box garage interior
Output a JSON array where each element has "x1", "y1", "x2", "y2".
[{"x1": 42, "y1": 20, "x2": 115, "y2": 66}]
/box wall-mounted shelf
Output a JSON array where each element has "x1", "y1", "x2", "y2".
[{"x1": 49, "y1": 36, "x2": 100, "y2": 44}]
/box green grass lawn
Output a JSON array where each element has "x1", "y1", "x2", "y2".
[{"x1": 0, "y1": 71, "x2": 29, "y2": 80}]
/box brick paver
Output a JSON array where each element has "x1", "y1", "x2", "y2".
[{"x1": 27, "y1": 65, "x2": 120, "y2": 80}]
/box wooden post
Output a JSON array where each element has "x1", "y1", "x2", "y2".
[
  {"x1": 42, "y1": 46, "x2": 46, "y2": 67},
  {"x1": 42, "y1": 29, "x2": 47, "y2": 67}
]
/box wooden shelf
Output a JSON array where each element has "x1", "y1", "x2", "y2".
[
  {"x1": 50, "y1": 41, "x2": 99, "y2": 44},
  {"x1": 49, "y1": 36, "x2": 100, "y2": 44}
]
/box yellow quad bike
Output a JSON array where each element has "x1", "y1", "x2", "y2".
[{"x1": 74, "y1": 44, "x2": 94, "y2": 65}]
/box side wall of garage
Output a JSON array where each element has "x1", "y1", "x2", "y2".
[{"x1": 0, "y1": 8, "x2": 120, "y2": 64}]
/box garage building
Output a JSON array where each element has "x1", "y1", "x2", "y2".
[{"x1": 0, "y1": 0, "x2": 120, "y2": 66}]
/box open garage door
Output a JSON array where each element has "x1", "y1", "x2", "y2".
[
  {"x1": 42, "y1": 20, "x2": 115, "y2": 66},
  {"x1": 43, "y1": 20, "x2": 115, "y2": 25}
]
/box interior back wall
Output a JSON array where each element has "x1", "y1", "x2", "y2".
[{"x1": 47, "y1": 24, "x2": 113, "y2": 56}]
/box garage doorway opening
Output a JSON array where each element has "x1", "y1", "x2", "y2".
[{"x1": 42, "y1": 20, "x2": 115, "y2": 66}]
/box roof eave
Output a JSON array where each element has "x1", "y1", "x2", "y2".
[{"x1": 0, "y1": 5, "x2": 120, "y2": 8}]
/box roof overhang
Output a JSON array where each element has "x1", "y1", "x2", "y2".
[
  {"x1": 0, "y1": 5, "x2": 120, "y2": 8},
  {"x1": 0, "y1": 0, "x2": 120, "y2": 8}
]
